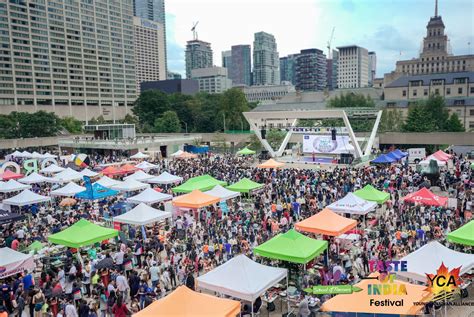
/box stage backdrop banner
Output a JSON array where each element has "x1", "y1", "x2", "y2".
[{"x1": 303, "y1": 135, "x2": 353, "y2": 154}]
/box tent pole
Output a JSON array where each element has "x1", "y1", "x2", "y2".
[
  {"x1": 286, "y1": 274, "x2": 289, "y2": 315},
  {"x1": 251, "y1": 299, "x2": 254, "y2": 317}
]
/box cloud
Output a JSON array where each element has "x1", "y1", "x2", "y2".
[{"x1": 340, "y1": 0, "x2": 355, "y2": 12}]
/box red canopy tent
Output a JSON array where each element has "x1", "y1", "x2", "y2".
[
  {"x1": 432, "y1": 150, "x2": 451, "y2": 161},
  {"x1": 101, "y1": 166, "x2": 123, "y2": 177},
  {"x1": 0, "y1": 170, "x2": 24, "y2": 180},
  {"x1": 403, "y1": 187, "x2": 448, "y2": 207},
  {"x1": 120, "y1": 164, "x2": 138, "y2": 174}
]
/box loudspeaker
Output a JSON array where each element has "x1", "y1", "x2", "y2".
[
  {"x1": 331, "y1": 128, "x2": 336, "y2": 140},
  {"x1": 261, "y1": 129, "x2": 266, "y2": 139}
]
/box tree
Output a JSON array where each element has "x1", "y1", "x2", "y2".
[
  {"x1": 444, "y1": 113, "x2": 464, "y2": 132},
  {"x1": 122, "y1": 113, "x2": 139, "y2": 125},
  {"x1": 219, "y1": 88, "x2": 250, "y2": 131},
  {"x1": 424, "y1": 94, "x2": 449, "y2": 131},
  {"x1": 248, "y1": 133, "x2": 262, "y2": 151},
  {"x1": 0, "y1": 114, "x2": 17, "y2": 138},
  {"x1": 328, "y1": 92, "x2": 375, "y2": 108},
  {"x1": 60, "y1": 116, "x2": 83, "y2": 134},
  {"x1": 132, "y1": 90, "x2": 171, "y2": 128},
  {"x1": 379, "y1": 109, "x2": 404, "y2": 132},
  {"x1": 266, "y1": 129, "x2": 286, "y2": 150},
  {"x1": 153, "y1": 111, "x2": 181, "y2": 133},
  {"x1": 10, "y1": 111, "x2": 61, "y2": 138},
  {"x1": 403, "y1": 105, "x2": 434, "y2": 132}
]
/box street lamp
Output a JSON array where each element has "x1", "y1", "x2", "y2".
[{"x1": 181, "y1": 121, "x2": 188, "y2": 133}]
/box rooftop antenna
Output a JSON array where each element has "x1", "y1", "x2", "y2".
[
  {"x1": 434, "y1": 0, "x2": 438, "y2": 17},
  {"x1": 327, "y1": 26, "x2": 335, "y2": 59},
  {"x1": 191, "y1": 21, "x2": 199, "y2": 40}
]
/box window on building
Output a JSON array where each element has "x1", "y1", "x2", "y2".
[
  {"x1": 454, "y1": 100, "x2": 465, "y2": 106},
  {"x1": 413, "y1": 89, "x2": 417, "y2": 97},
  {"x1": 446, "y1": 88, "x2": 451, "y2": 95},
  {"x1": 458, "y1": 87, "x2": 463, "y2": 94},
  {"x1": 470, "y1": 109, "x2": 474, "y2": 116},
  {"x1": 402, "y1": 90, "x2": 406, "y2": 97},
  {"x1": 424, "y1": 89, "x2": 428, "y2": 96},
  {"x1": 471, "y1": 87, "x2": 474, "y2": 94},
  {"x1": 470, "y1": 121, "x2": 474, "y2": 129},
  {"x1": 435, "y1": 89, "x2": 439, "y2": 95}
]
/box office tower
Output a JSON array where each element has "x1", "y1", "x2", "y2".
[
  {"x1": 253, "y1": 32, "x2": 280, "y2": 85},
  {"x1": 134, "y1": 17, "x2": 166, "y2": 95},
  {"x1": 368, "y1": 51, "x2": 376, "y2": 86},
  {"x1": 230, "y1": 45, "x2": 252, "y2": 86},
  {"x1": 295, "y1": 49, "x2": 327, "y2": 91},
  {"x1": 280, "y1": 54, "x2": 298, "y2": 86},
  {"x1": 337, "y1": 45, "x2": 369, "y2": 88},
  {"x1": 222, "y1": 50, "x2": 232, "y2": 69},
  {"x1": 133, "y1": 0, "x2": 167, "y2": 74},
  {"x1": 191, "y1": 67, "x2": 232, "y2": 94},
  {"x1": 185, "y1": 40, "x2": 213, "y2": 79},
  {"x1": 0, "y1": 0, "x2": 136, "y2": 120},
  {"x1": 326, "y1": 50, "x2": 339, "y2": 90}
]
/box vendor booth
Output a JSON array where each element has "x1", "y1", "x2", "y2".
[
  {"x1": 50, "y1": 168, "x2": 83, "y2": 183},
  {"x1": 113, "y1": 203, "x2": 171, "y2": 226},
  {"x1": 75, "y1": 183, "x2": 119, "y2": 200},
  {"x1": 257, "y1": 158, "x2": 285, "y2": 169},
  {"x1": 134, "y1": 161, "x2": 159, "y2": 171},
  {"x1": 327, "y1": 193, "x2": 377, "y2": 215},
  {"x1": 294, "y1": 208, "x2": 357, "y2": 236},
  {"x1": 226, "y1": 178, "x2": 263, "y2": 194},
  {"x1": 134, "y1": 285, "x2": 240, "y2": 317},
  {"x1": 236, "y1": 147, "x2": 256, "y2": 156},
  {"x1": 2, "y1": 189, "x2": 51, "y2": 206},
  {"x1": 0, "y1": 247, "x2": 35, "y2": 278},
  {"x1": 101, "y1": 166, "x2": 123, "y2": 177},
  {"x1": 50, "y1": 182, "x2": 86, "y2": 197},
  {"x1": 0, "y1": 210, "x2": 24, "y2": 225},
  {"x1": 119, "y1": 164, "x2": 138, "y2": 174},
  {"x1": 113, "y1": 178, "x2": 149, "y2": 192},
  {"x1": 0, "y1": 179, "x2": 31, "y2": 193},
  {"x1": 402, "y1": 187, "x2": 448, "y2": 207},
  {"x1": 96, "y1": 176, "x2": 122, "y2": 188},
  {"x1": 48, "y1": 219, "x2": 118, "y2": 248},
  {"x1": 147, "y1": 171, "x2": 183, "y2": 185},
  {"x1": 172, "y1": 175, "x2": 226, "y2": 193},
  {"x1": 40, "y1": 164, "x2": 65, "y2": 174},
  {"x1": 172, "y1": 190, "x2": 220, "y2": 209},
  {"x1": 0, "y1": 170, "x2": 24, "y2": 181},
  {"x1": 127, "y1": 188, "x2": 172, "y2": 205},
  {"x1": 370, "y1": 153, "x2": 396, "y2": 164},
  {"x1": 124, "y1": 170, "x2": 154, "y2": 182},
  {"x1": 130, "y1": 151, "x2": 150, "y2": 160},
  {"x1": 204, "y1": 185, "x2": 240, "y2": 201},
  {"x1": 447, "y1": 220, "x2": 474, "y2": 246},
  {"x1": 354, "y1": 185, "x2": 390, "y2": 204},
  {"x1": 18, "y1": 172, "x2": 52, "y2": 184}
]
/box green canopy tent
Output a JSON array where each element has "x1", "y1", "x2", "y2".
[
  {"x1": 226, "y1": 177, "x2": 263, "y2": 194},
  {"x1": 236, "y1": 147, "x2": 256, "y2": 155},
  {"x1": 354, "y1": 185, "x2": 390, "y2": 204},
  {"x1": 172, "y1": 175, "x2": 227, "y2": 194},
  {"x1": 48, "y1": 219, "x2": 118, "y2": 248},
  {"x1": 25, "y1": 241, "x2": 44, "y2": 253},
  {"x1": 254, "y1": 229, "x2": 328, "y2": 264},
  {"x1": 447, "y1": 220, "x2": 474, "y2": 246},
  {"x1": 471, "y1": 162, "x2": 474, "y2": 170}
]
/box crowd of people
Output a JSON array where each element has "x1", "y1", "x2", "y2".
[{"x1": 0, "y1": 150, "x2": 472, "y2": 317}]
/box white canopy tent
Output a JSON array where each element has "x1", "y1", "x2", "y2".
[
  {"x1": 18, "y1": 172, "x2": 53, "y2": 184},
  {"x1": 19, "y1": 151, "x2": 32, "y2": 158},
  {"x1": 42, "y1": 152, "x2": 57, "y2": 159},
  {"x1": 134, "y1": 161, "x2": 159, "y2": 171},
  {"x1": 50, "y1": 168, "x2": 83, "y2": 183},
  {"x1": 96, "y1": 176, "x2": 122, "y2": 188},
  {"x1": 204, "y1": 185, "x2": 241, "y2": 201},
  {"x1": 397, "y1": 241, "x2": 474, "y2": 283},
  {"x1": 0, "y1": 179, "x2": 31, "y2": 193},
  {"x1": 50, "y1": 182, "x2": 86, "y2": 197},
  {"x1": 327, "y1": 192, "x2": 377, "y2": 215},
  {"x1": 113, "y1": 178, "x2": 149, "y2": 192},
  {"x1": 124, "y1": 170, "x2": 154, "y2": 182},
  {"x1": 40, "y1": 164, "x2": 65, "y2": 174},
  {"x1": 130, "y1": 152, "x2": 150, "y2": 159},
  {"x1": 170, "y1": 150, "x2": 184, "y2": 157},
  {"x1": 147, "y1": 171, "x2": 183, "y2": 184},
  {"x1": 419, "y1": 155, "x2": 447, "y2": 167},
  {"x1": 197, "y1": 254, "x2": 287, "y2": 301},
  {"x1": 113, "y1": 203, "x2": 171, "y2": 226},
  {"x1": 127, "y1": 187, "x2": 172, "y2": 205},
  {"x1": 11, "y1": 150, "x2": 22, "y2": 157},
  {"x1": 80, "y1": 168, "x2": 99, "y2": 178},
  {"x1": 0, "y1": 247, "x2": 35, "y2": 278},
  {"x1": 30, "y1": 151, "x2": 44, "y2": 159},
  {"x1": 2, "y1": 189, "x2": 51, "y2": 206}
]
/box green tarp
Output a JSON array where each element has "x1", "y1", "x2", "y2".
[
  {"x1": 172, "y1": 175, "x2": 227, "y2": 193},
  {"x1": 447, "y1": 220, "x2": 474, "y2": 246},
  {"x1": 226, "y1": 177, "x2": 263, "y2": 193},
  {"x1": 236, "y1": 147, "x2": 256, "y2": 155},
  {"x1": 354, "y1": 185, "x2": 390, "y2": 204},
  {"x1": 48, "y1": 219, "x2": 118, "y2": 248},
  {"x1": 254, "y1": 229, "x2": 328, "y2": 264}
]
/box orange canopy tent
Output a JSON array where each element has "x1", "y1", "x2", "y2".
[
  {"x1": 101, "y1": 166, "x2": 122, "y2": 177},
  {"x1": 176, "y1": 151, "x2": 198, "y2": 159},
  {"x1": 321, "y1": 273, "x2": 431, "y2": 315},
  {"x1": 120, "y1": 164, "x2": 138, "y2": 174},
  {"x1": 0, "y1": 170, "x2": 24, "y2": 180},
  {"x1": 134, "y1": 286, "x2": 240, "y2": 317},
  {"x1": 257, "y1": 158, "x2": 285, "y2": 169},
  {"x1": 295, "y1": 208, "x2": 357, "y2": 236},
  {"x1": 172, "y1": 190, "x2": 220, "y2": 208}
]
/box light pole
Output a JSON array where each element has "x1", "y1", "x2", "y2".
[
  {"x1": 223, "y1": 113, "x2": 226, "y2": 132},
  {"x1": 181, "y1": 121, "x2": 188, "y2": 133},
  {"x1": 239, "y1": 117, "x2": 244, "y2": 132}
]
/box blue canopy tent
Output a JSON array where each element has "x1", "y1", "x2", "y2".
[
  {"x1": 75, "y1": 183, "x2": 119, "y2": 200},
  {"x1": 393, "y1": 149, "x2": 408, "y2": 157},
  {"x1": 371, "y1": 154, "x2": 396, "y2": 164},
  {"x1": 386, "y1": 152, "x2": 403, "y2": 161}
]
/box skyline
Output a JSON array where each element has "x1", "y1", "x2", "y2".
[{"x1": 165, "y1": 0, "x2": 474, "y2": 78}]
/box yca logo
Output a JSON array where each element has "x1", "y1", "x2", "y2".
[{"x1": 425, "y1": 263, "x2": 462, "y2": 297}]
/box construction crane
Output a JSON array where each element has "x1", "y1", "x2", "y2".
[
  {"x1": 191, "y1": 21, "x2": 199, "y2": 40},
  {"x1": 327, "y1": 27, "x2": 335, "y2": 59}
]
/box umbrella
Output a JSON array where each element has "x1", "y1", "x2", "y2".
[
  {"x1": 74, "y1": 154, "x2": 90, "y2": 167},
  {"x1": 60, "y1": 197, "x2": 77, "y2": 207},
  {"x1": 95, "y1": 257, "x2": 115, "y2": 270}
]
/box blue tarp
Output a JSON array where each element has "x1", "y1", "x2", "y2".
[
  {"x1": 184, "y1": 145, "x2": 209, "y2": 154},
  {"x1": 371, "y1": 154, "x2": 396, "y2": 164},
  {"x1": 75, "y1": 183, "x2": 119, "y2": 200},
  {"x1": 393, "y1": 149, "x2": 408, "y2": 157},
  {"x1": 386, "y1": 152, "x2": 403, "y2": 160}
]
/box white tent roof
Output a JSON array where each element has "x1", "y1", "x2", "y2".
[
  {"x1": 113, "y1": 178, "x2": 149, "y2": 192},
  {"x1": 124, "y1": 170, "x2": 154, "y2": 182},
  {"x1": 96, "y1": 176, "x2": 122, "y2": 188},
  {"x1": 170, "y1": 149, "x2": 184, "y2": 157},
  {"x1": 50, "y1": 182, "x2": 86, "y2": 197},
  {"x1": 40, "y1": 164, "x2": 65, "y2": 174},
  {"x1": 419, "y1": 155, "x2": 447, "y2": 167},
  {"x1": 130, "y1": 151, "x2": 150, "y2": 159},
  {"x1": 204, "y1": 185, "x2": 241, "y2": 201},
  {"x1": 0, "y1": 179, "x2": 31, "y2": 193},
  {"x1": 18, "y1": 172, "x2": 53, "y2": 184},
  {"x1": 2, "y1": 189, "x2": 51, "y2": 206},
  {"x1": 79, "y1": 168, "x2": 99, "y2": 177},
  {"x1": 134, "y1": 161, "x2": 159, "y2": 171},
  {"x1": 327, "y1": 192, "x2": 377, "y2": 215},
  {"x1": 197, "y1": 254, "x2": 287, "y2": 301},
  {"x1": 397, "y1": 241, "x2": 474, "y2": 283},
  {"x1": 50, "y1": 167, "x2": 83, "y2": 183},
  {"x1": 147, "y1": 171, "x2": 183, "y2": 184},
  {"x1": 127, "y1": 187, "x2": 172, "y2": 205},
  {"x1": 113, "y1": 203, "x2": 171, "y2": 225},
  {"x1": 11, "y1": 150, "x2": 22, "y2": 157},
  {"x1": 31, "y1": 151, "x2": 44, "y2": 159},
  {"x1": 42, "y1": 152, "x2": 57, "y2": 158},
  {"x1": 19, "y1": 151, "x2": 32, "y2": 158},
  {"x1": 0, "y1": 247, "x2": 35, "y2": 278}
]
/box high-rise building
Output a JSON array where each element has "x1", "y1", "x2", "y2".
[
  {"x1": 337, "y1": 45, "x2": 369, "y2": 88},
  {"x1": 253, "y1": 32, "x2": 280, "y2": 85},
  {"x1": 280, "y1": 54, "x2": 298, "y2": 86},
  {"x1": 295, "y1": 49, "x2": 327, "y2": 91},
  {"x1": 384, "y1": 0, "x2": 474, "y2": 85},
  {"x1": 222, "y1": 50, "x2": 232, "y2": 69},
  {"x1": 191, "y1": 67, "x2": 232, "y2": 94},
  {"x1": 368, "y1": 51, "x2": 377, "y2": 86},
  {"x1": 0, "y1": 0, "x2": 136, "y2": 120},
  {"x1": 167, "y1": 71, "x2": 182, "y2": 80},
  {"x1": 134, "y1": 17, "x2": 166, "y2": 95},
  {"x1": 133, "y1": 0, "x2": 167, "y2": 74},
  {"x1": 185, "y1": 40, "x2": 213, "y2": 79},
  {"x1": 331, "y1": 50, "x2": 340, "y2": 90},
  {"x1": 230, "y1": 45, "x2": 252, "y2": 86}
]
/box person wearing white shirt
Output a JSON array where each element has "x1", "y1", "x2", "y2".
[
  {"x1": 116, "y1": 274, "x2": 129, "y2": 301},
  {"x1": 65, "y1": 302, "x2": 78, "y2": 317}
]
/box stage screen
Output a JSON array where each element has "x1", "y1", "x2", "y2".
[{"x1": 302, "y1": 135, "x2": 354, "y2": 154}]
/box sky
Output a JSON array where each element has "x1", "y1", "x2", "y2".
[{"x1": 165, "y1": 0, "x2": 474, "y2": 78}]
